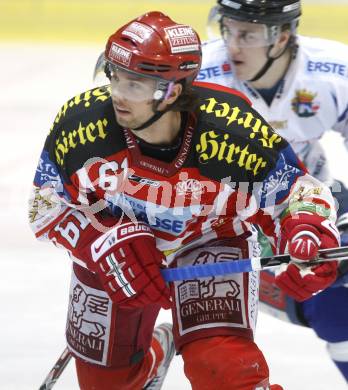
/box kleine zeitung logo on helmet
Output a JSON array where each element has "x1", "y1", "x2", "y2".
[
  {"x1": 166, "y1": 25, "x2": 195, "y2": 39},
  {"x1": 122, "y1": 22, "x2": 153, "y2": 44},
  {"x1": 109, "y1": 43, "x2": 132, "y2": 67},
  {"x1": 164, "y1": 25, "x2": 199, "y2": 54}
]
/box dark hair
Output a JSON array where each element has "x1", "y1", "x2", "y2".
[{"x1": 280, "y1": 22, "x2": 299, "y2": 49}]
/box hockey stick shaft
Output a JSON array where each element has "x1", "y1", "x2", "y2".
[
  {"x1": 161, "y1": 246, "x2": 348, "y2": 282},
  {"x1": 39, "y1": 347, "x2": 71, "y2": 390}
]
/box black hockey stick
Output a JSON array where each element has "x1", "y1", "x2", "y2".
[{"x1": 38, "y1": 347, "x2": 71, "y2": 390}]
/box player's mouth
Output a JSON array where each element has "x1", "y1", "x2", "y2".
[
  {"x1": 114, "y1": 104, "x2": 131, "y2": 116},
  {"x1": 232, "y1": 60, "x2": 244, "y2": 67}
]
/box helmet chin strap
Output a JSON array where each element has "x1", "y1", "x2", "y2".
[
  {"x1": 131, "y1": 108, "x2": 169, "y2": 131},
  {"x1": 247, "y1": 49, "x2": 275, "y2": 82},
  {"x1": 247, "y1": 42, "x2": 290, "y2": 83},
  {"x1": 131, "y1": 81, "x2": 175, "y2": 131}
]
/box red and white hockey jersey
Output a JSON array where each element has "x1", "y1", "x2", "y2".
[{"x1": 28, "y1": 81, "x2": 337, "y2": 263}]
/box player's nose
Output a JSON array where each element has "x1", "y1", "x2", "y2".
[{"x1": 228, "y1": 41, "x2": 242, "y2": 56}]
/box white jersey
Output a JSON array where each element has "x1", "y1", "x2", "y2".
[{"x1": 199, "y1": 36, "x2": 348, "y2": 182}]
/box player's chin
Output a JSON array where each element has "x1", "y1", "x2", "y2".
[
  {"x1": 115, "y1": 115, "x2": 133, "y2": 128},
  {"x1": 236, "y1": 69, "x2": 253, "y2": 81},
  {"x1": 233, "y1": 63, "x2": 253, "y2": 80}
]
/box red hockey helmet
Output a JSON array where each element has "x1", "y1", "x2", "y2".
[{"x1": 105, "y1": 11, "x2": 202, "y2": 84}]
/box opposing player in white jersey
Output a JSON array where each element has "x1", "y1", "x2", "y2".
[{"x1": 199, "y1": 0, "x2": 348, "y2": 382}]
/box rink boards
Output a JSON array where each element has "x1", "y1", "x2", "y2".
[{"x1": 1, "y1": 0, "x2": 348, "y2": 44}]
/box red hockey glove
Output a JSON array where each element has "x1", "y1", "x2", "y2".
[
  {"x1": 275, "y1": 214, "x2": 339, "y2": 302},
  {"x1": 76, "y1": 218, "x2": 171, "y2": 309}
]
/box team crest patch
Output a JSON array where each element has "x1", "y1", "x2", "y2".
[
  {"x1": 164, "y1": 25, "x2": 199, "y2": 53},
  {"x1": 291, "y1": 89, "x2": 320, "y2": 117},
  {"x1": 175, "y1": 179, "x2": 204, "y2": 200}
]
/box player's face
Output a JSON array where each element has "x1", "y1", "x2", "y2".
[
  {"x1": 110, "y1": 68, "x2": 160, "y2": 102},
  {"x1": 110, "y1": 69, "x2": 158, "y2": 129},
  {"x1": 221, "y1": 19, "x2": 277, "y2": 81}
]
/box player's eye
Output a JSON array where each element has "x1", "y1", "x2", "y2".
[
  {"x1": 239, "y1": 31, "x2": 254, "y2": 43},
  {"x1": 128, "y1": 81, "x2": 143, "y2": 90}
]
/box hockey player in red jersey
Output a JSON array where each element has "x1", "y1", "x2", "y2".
[{"x1": 29, "y1": 11, "x2": 339, "y2": 390}]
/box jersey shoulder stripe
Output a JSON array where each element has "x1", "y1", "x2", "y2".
[{"x1": 194, "y1": 81, "x2": 251, "y2": 105}]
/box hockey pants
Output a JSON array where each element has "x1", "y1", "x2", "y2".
[{"x1": 75, "y1": 334, "x2": 271, "y2": 390}]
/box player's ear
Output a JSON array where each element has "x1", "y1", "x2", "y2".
[
  {"x1": 158, "y1": 83, "x2": 183, "y2": 110},
  {"x1": 270, "y1": 30, "x2": 291, "y2": 57}
]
